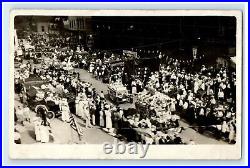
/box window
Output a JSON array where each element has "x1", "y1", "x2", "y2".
[
  {"x1": 77, "y1": 19, "x2": 79, "y2": 29},
  {"x1": 81, "y1": 19, "x2": 85, "y2": 29},
  {"x1": 41, "y1": 26, "x2": 45, "y2": 32}
]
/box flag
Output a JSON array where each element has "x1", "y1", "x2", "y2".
[{"x1": 68, "y1": 113, "x2": 84, "y2": 136}]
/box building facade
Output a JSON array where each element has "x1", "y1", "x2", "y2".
[
  {"x1": 36, "y1": 22, "x2": 50, "y2": 33},
  {"x1": 64, "y1": 16, "x2": 93, "y2": 50}
]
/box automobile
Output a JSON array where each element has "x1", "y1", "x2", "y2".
[
  {"x1": 108, "y1": 83, "x2": 133, "y2": 104},
  {"x1": 35, "y1": 104, "x2": 61, "y2": 120},
  {"x1": 24, "y1": 79, "x2": 61, "y2": 119}
]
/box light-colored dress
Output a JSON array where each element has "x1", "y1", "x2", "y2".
[
  {"x1": 16, "y1": 108, "x2": 24, "y2": 122},
  {"x1": 170, "y1": 101, "x2": 176, "y2": 112},
  {"x1": 89, "y1": 64, "x2": 94, "y2": 73},
  {"x1": 40, "y1": 125, "x2": 50, "y2": 143},
  {"x1": 221, "y1": 121, "x2": 229, "y2": 133},
  {"x1": 33, "y1": 118, "x2": 41, "y2": 142},
  {"x1": 99, "y1": 110, "x2": 104, "y2": 127},
  {"x1": 75, "y1": 97, "x2": 80, "y2": 116},
  {"x1": 229, "y1": 124, "x2": 236, "y2": 142},
  {"x1": 61, "y1": 103, "x2": 70, "y2": 122},
  {"x1": 105, "y1": 110, "x2": 112, "y2": 129},
  {"x1": 77, "y1": 100, "x2": 84, "y2": 118},
  {"x1": 82, "y1": 100, "x2": 90, "y2": 120},
  {"x1": 23, "y1": 107, "x2": 30, "y2": 121},
  {"x1": 194, "y1": 81, "x2": 199, "y2": 94}
]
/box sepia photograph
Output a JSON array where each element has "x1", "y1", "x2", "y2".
[{"x1": 9, "y1": 10, "x2": 243, "y2": 159}]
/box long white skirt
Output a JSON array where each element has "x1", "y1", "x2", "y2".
[
  {"x1": 35, "y1": 125, "x2": 41, "y2": 142},
  {"x1": 77, "y1": 102, "x2": 85, "y2": 118},
  {"x1": 105, "y1": 111, "x2": 112, "y2": 129},
  {"x1": 62, "y1": 109, "x2": 70, "y2": 122},
  {"x1": 99, "y1": 111, "x2": 104, "y2": 127},
  {"x1": 40, "y1": 125, "x2": 50, "y2": 143},
  {"x1": 75, "y1": 103, "x2": 80, "y2": 116},
  {"x1": 92, "y1": 114, "x2": 96, "y2": 125},
  {"x1": 89, "y1": 66, "x2": 94, "y2": 73},
  {"x1": 229, "y1": 129, "x2": 236, "y2": 141}
]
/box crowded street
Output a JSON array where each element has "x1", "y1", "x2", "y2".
[
  {"x1": 14, "y1": 16, "x2": 236, "y2": 145},
  {"x1": 14, "y1": 61, "x2": 228, "y2": 144}
]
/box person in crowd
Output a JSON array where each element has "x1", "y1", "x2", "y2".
[
  {"x1": 89, "y1": 100, "x2": 96, "y2": 126},
  {"x1": 60, "y1": 98, "x2": 70, "y2": 122},
  {"x1": 131, "y1": 79, "x2": 137, "y2": 94},
  {"x1": 33, "y1": 116, "x2": 42, "y2": 142},
  {"x1": 15, "y1": 105, "x2": 24, "y2": 126},
  {"x1": 82, "y1": 97, "x2": 91, "y2": 128},
  {"x1": 75, "y1": 95, "x2": 80, "y2": 117},
  {"x1": 228, "y1": 120, "x2": 236, "y2": 144},
  {"x1": 40, "y1": 118, "x2": 51, "y2": 143},
  {"x1": 23, "y1": 104, "x2": 31, "y2": 122},
  {"x1": 99, "y1": 108, "x2": 105, "y2": 128},
  {"x1": 99, "y1": 91, "x2": 105, "y2": 101},
  {"x1": 14, "y1": 128, "x2": 21, "y2": 144},
  {"x1": 104, "y1": 104, "x2": 113, "y2": 133}
]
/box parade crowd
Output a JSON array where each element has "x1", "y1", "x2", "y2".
[{"x1": 14, "y1": 32, "x2": 236, "y2": 144}]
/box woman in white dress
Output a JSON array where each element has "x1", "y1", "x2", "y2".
[
  {"x1": 75, "y1": 96, "x2": 80, "y2": 116},
  {"x1": 194, "y1": 80, "x2": 199, "y2": 94},
  {"x1": 170, "y1": 99, "x2": 176, "y2": 112},
  {"x1": 40, "y1": 122, "x2": 50, "y2": 143},
  {"x1": 99, "y1": 110, "x2": 104, "y2": 127},
  {"x1": 60, "y1": 98, "x2": 70, "y2": 122},
  {"x1": 89, "y1": 63, "x2": 94, "y2": 73},
  {"x1": 33, "y1": 117, "x2": 42, "y2": 142},
  {"x1": 82, "y1": 99, "x2": 91, "y2": 128},
  {"x1": 221, "y1": 120, "x2": 229, "y2": 139},
  {"x1": 81, "y1": 99, "x2": 89, "y2": 118},
  {"x1": 77, "y1": 99, "x2": 85, "y2": 118},
  {"x1": 105, "y1": 109, "x2": 112, "y2": 132}
]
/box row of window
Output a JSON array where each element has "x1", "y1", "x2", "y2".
[{"x1": 69, "y1": 18, "x2": 85, "y2": 30}]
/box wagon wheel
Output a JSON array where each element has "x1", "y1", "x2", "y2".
[{"x1": 47, "y1": 111, "x2": 55, "y2": 119}]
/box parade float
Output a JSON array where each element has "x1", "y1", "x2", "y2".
[{"x1": 108, "y1": 82, "x2": 133, "y2": 104}]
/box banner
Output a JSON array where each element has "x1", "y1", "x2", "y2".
[{"x1": 123, "y1": 50, "x2": 137, "y2": 60}]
